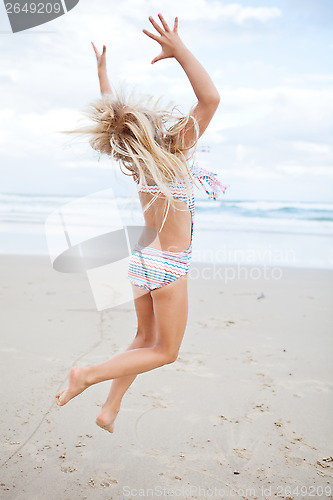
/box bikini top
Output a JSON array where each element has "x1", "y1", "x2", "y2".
[{"x1": 133, "y1": 162, "x2": 229, "y2": 232}]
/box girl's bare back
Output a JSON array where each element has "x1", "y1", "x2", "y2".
[{"x1": 138, "y1": 192, "x2": 192, "y2": 253}]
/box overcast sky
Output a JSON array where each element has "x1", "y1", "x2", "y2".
[{"x1": 0, "y1": 0, "x2": 332, "y2": 201}]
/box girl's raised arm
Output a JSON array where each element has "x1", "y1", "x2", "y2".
[
  {"x1": 91, "y1": 42, "x2": 113, "y2": 96},
  {"x1": 143, "y1": 13, "x2": 220, "y2": 148}
]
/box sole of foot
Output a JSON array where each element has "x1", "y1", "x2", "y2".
[{"x1": 95, "y1": 408, "x2": 120, "y2": 434}]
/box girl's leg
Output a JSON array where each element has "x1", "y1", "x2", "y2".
[
  {"x1": 96, "y1": 291, "x2": 157, "y2": 433},
  {"x1": 95, "y1": 332, "x2": 156, "y2": 433},
  {"x1": 55, "y1": 276, "x2": 188, "y2": 407}
]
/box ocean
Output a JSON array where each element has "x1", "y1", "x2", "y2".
[{"x1": 1, "y1": 192, "x2": 333, "y2": 269}]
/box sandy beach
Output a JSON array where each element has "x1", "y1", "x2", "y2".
[{"x1": 0, "y1": 254, "x2": 332, "y2": 499}]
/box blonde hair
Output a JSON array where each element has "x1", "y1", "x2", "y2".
[{"x1": 60, "y1": 83, "x2": 201, "y2": 220}]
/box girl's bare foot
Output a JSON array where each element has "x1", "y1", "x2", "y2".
[
  {"x1": 55, "y1": 366, "x2": 90, "y2": 406},
  {"x1": 95, "y1": 405, "x2": 120, "y2": 434}
]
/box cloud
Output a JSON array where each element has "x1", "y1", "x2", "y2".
[
  {"x1": 223, "y1": 165, "x2": 281, "y2": 180},
  {"x1": 102, "y1": 0, "x2": 281, "y2": 24},
  {"x1": 0, "y1": 0, "x2": 332, "y2": 202},
  {"x1": 292, "y1": 141, "x2": 331, "y2": 155},
  {"x1": 276, "y1": 164, "x2": 333, "y2": 177},
  {"x1": 216, "y1": 85, "x2": 333, "y2": 146},
  {"x1": 287, "y1": 0, "x2": 333, "y2": 29},
  {"x1": 283, "y1": 73, "x2": 333, "y2": 85}
]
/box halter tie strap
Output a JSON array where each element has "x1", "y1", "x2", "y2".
[{"x1": 190, "y1": 163, "x2": 229, "y2": 200}]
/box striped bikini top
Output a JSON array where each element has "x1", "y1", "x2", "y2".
[{"x1": 133, "y1": 162, "x2": 229, "y2": 232}]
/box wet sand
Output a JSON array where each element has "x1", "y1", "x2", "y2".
[{"x1": 0, "y1": 254, "x2": 332, "y2": 499}]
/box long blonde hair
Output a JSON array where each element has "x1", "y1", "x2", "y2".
[{"x1": 60, "y1": 82, "x2": 200, "y2": 214}]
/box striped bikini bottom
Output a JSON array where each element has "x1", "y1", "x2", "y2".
[{"x1": 127, "y1": 243, "x2": 192, "y2": 291}]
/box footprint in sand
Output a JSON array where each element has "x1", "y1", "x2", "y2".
[
  {"x1": 197, "y1": 318, "x2": 236, "y2": 329},
  {"x1": 209, "y1": 414, "x2": 231, "y2": 426},
  {"x1": 61, "y1": 464, "x2": 77, "y2": 473},
  {"x1": 244, "y1": 403, "x2": 271, "y2": 422},
  {"x1": 256, "y1": 372, "x2": 275, "y2": 389},
  {"x1": 88, "y1": 474, "x2": 118, "y2": 489},
  {"x1": 141, "y1": 393, "x2": 172, "y2": 409},
  {"x1": 272, "y1": 419, "x2": 318, "y2": 454},
  {"x1": 241, "y1": 354, "x2": 258, "y2": 364},
  {"x1": 175, "y1": 351, "x2": 207, "y2": 373}
]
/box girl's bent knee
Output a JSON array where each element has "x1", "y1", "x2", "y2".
[
  {"x1": 166, "y1": 352, "x2": 178, "y2": 364},
  {"x1": 153, "y1": 346, "x2": 178, "y2": 365}
]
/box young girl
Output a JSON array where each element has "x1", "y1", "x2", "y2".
[{"x1": 56, "y1": 13, "x2": 228, "y2": 434}]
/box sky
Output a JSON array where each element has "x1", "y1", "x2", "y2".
[{"x1": 0, "y1": 0, "x2": 332, "y2": 201}]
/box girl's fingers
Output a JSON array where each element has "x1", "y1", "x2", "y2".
[
  {"x1": 142, "y1": 29, "x2": 160, "y2": 42},
  {"x1": 173, "y1": 16, "x2": 178, "y2": 32},
  {"x1": 151, "y1": 53, "x2": 163, "y2": 64},
  {"x1": 158, "y1": 13, "x2": 170, "y2": 31},
  {"x1": 91, "y1": 41, "x2": 100, "y2": 57},
  {"x1": 148, "y1": 16, "x2": 164, "y2": 35}
]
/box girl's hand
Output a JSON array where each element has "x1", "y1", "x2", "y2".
[
  {"x1": 143, "y1": 13, "x2": 186, "y2": 64},
  {"x1": 91, "y1": 41, "x2": 107, "y2": 73}
]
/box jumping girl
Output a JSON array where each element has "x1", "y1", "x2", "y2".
[{"x1": 56, "y1": 13, "x2": 228, "y2": 434}]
